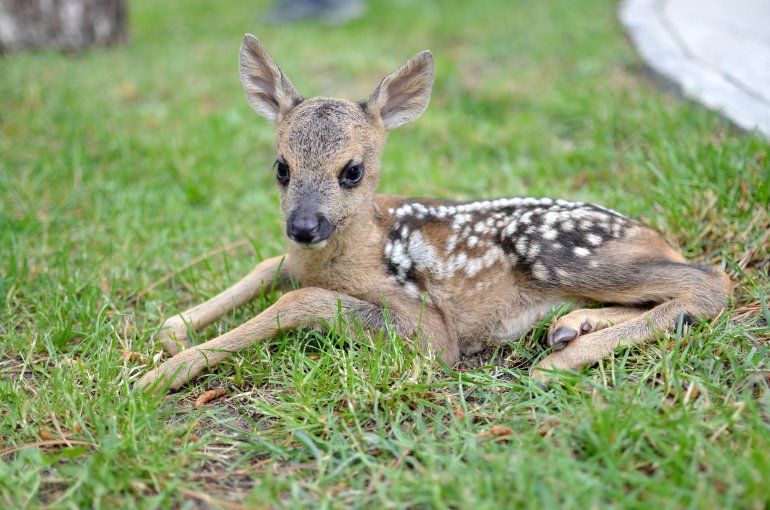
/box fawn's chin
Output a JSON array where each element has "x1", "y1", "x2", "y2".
[{"x1": 289, "y1": 238, "x2": 329, "y2": 250}]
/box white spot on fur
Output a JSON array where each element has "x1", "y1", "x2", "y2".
[
  {"x1": 395, "y1": 204, "x2": 413, "y2": 218},
  {"x1": 452, "y1": 213, "x2": 472, "y2": 231},
  {"x1": 572, "y1": 209, "x2": 590, "y2": 219},
  {"x1": 445, "y1": 252, "x2": 468, "y2": 276},
  {"x1": 467, "y1": 236, "x2": 479, "y2": 248},
  {"x1": 573, "y1": 246, "x2": 590, "y2": 257},
  {"x1": 502, "y1": 222, "x2": 518, "y2": 237},
  {"x1": 586, "y1": 233, "x2": 602, "y2": 246},
  {"x1": 465, "y1": 258, "x2": 483, "y2": 277},
  {"x1": 482, "y1": 247, "x2": 503, "y2": 267},
  {"x1": 531, "y1": 262, "x2": 548, "y2": 280},
  {"x1": 390, "y1": 241, "x2": 410, "y2": 269},
  {"x1": 445, "y1": 234, "x2": 458, "y2": 253},
  {"x1": 542, "y1": 229, "x2": 558, "y2": 240},
  {"x1": 543, "y1": 211, "x2": 560, "y2": 225},
  {"x1": 407, "y1": 232, "x2": 438, "y2": 272},
  {"x1": 403, "y1": 282, "x2": 420, "y2": 298}
]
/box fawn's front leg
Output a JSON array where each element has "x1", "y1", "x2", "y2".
[
  {"x1": 156, "y1": 255, "x2": 292, "y2": 355},
  {"x1": 136, "y1": 287, "x2": 449, "y2": 391}
]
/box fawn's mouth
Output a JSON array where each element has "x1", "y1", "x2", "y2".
[
  {"x1": 286, "y1": 222, "x2": 336, "y2": 249},
  {"x1": 288, "y1": 237, "x2": 330, "y2": 250}
]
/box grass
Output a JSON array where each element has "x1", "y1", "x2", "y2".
[{"x1": 1, "y1": 0, "x2": 769, "y2": 507}]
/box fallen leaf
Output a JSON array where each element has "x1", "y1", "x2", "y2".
[
  {"x1": 119, "y1": 352, "x2": 145, "y2": 363},
  {"x1": 173, "y1": 435, "x2": 201, "y2": 446},
  {"x1": 194, "y1": 388, "x2": 227, "y2": 409},
  {"x1": 479, "y1": 425, "x2": 513, "y2": 439}
]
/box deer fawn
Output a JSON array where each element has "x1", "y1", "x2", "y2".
[{"x1": 136, "y1": 35, "x2": 730, "y2": 391}]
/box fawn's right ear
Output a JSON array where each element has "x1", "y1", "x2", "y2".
[{"x1": 239, "y1": 35, "x2": 302, "y2": 123}]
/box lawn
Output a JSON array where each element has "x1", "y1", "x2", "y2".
[{"x1": 1, "y1": 0, "x2": 769, "y2": 508}]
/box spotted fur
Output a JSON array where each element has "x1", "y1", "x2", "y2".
[{"x1": 383, "y1": 197, "x2": 638, "y2": 293}]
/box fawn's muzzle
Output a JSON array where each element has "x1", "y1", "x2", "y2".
[{"x1": 287, "y1": 208, "x2": 334, "y2": 245}]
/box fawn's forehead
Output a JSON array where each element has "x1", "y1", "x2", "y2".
[{"x1": 277, "y1": 98, "x2": 372, "y2": 165}]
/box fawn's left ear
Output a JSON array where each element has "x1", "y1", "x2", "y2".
[
  {"x1": 366, "y1": 50, "x2": 434, "y2": 130},
  {"x1": 239, "y1": 34, "x2": 302, "y2": 123}
]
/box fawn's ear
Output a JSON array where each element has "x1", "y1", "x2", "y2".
[
  {"x1": 239, "y1": 34, "x2": 301, "y2": 123},
  {"x1": 365, "y1": 50, "x2": 434, "y2": 130}
]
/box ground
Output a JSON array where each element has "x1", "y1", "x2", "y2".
[{"x1": 1, "y1": 0, "x2": 769, "y2": 508}]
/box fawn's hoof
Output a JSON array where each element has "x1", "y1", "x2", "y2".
[{"x1": 548, "y1": 327, "x2": 578, "y2": 350}]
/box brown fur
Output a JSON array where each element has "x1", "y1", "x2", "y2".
[{"x1": 135, "y1": 36, "x2": 730, "y2": 391}]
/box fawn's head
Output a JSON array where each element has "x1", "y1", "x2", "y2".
[{"x1": 239, "y1": 34, "x2": 434, "y2": 248}]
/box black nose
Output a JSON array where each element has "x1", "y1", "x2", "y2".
[{"x1": 287, "y1": 210, "x2": 334, "y2": 244}]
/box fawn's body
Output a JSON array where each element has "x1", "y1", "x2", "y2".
[{"x1": 136, "y1": 36, "x2": 729, "y2": 391}]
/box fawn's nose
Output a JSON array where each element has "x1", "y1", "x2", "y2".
[{"x1": 287, "y1": 209, "x2": 334, "y2": 245}]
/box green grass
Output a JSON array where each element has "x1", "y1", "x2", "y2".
[{"x1": 1, "y1": 0, "x2": 769, "y2": 507}]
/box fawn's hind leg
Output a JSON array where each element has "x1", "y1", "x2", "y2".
[
  {"x1": 534, "y1": 284, "x2": 725, "y2": 378},
  {"x1": 548, "y1": 306, "x2": 648, "y2": 350},
  {"x1": 155, "y1": 255, "x2": 292, "y2": 355},
  {"x1": 533, "y1": 230, "x2": 730, "y2": 380}
]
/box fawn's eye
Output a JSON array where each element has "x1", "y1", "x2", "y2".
[
  {"x1": 275, "y1": 160, "x2": 290, "y2": 186},
  {"x1": 339, "y1": 163, "x2": 364, "y2": 189}
]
